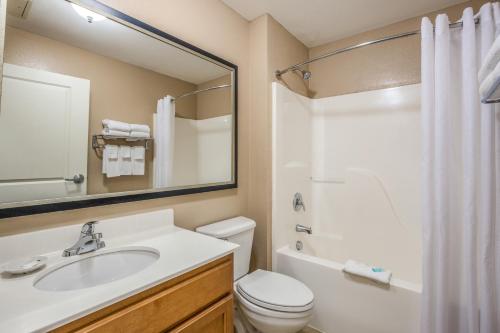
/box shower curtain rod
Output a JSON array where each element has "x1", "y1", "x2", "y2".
[
  {"x1": 275, "y1": 18, "x2": 480, "y2": 79},
  {"x1": 174, "y1": 84, "x2": 232, "y2": 100}
]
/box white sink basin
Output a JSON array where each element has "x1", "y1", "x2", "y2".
[{"x1": 34, "y1": 246, "x2": 159, "y2": 291}]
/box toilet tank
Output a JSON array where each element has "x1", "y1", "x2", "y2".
[{"x1": 196, "y1": 216, "x2": 256, "y2": 281}]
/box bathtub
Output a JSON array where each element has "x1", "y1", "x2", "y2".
[{"x1": 275, "y1": 246, "x2": 421, "y2": 333}]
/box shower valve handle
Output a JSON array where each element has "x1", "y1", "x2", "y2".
[{"x1": 293, "y1": 192, "x2": 306, "y2": 212}]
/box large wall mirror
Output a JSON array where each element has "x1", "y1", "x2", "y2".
[{"x1": 0, "y1": 0, "x2": 237, "y2": 218}]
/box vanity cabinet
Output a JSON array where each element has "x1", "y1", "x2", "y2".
[{"x1": 51, "y1": 254, "x2": 234, "y2": 333}]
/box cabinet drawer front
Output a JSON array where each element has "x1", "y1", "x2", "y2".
[
  {"x1": 77, "y1": 260, "x2": 233, "y2": 333},
  {"x1": 169, "y1": 295, "x2": 233, "y2": 333}
]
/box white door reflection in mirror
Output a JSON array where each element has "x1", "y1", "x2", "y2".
[{"x1": 0, "y1": 63, "x2": 90, "y2": 203}]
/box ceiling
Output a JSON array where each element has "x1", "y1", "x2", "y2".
[
  {"x1": 222, "y1": 0, "x2": 467, "y2": 47},
  {"x1": 7, "y1": 0, "x2": 229, "y2": 84}
]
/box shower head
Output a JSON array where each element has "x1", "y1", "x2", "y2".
[{"x1": 293, "y1": 69, "x2": 311, "y2": 80}]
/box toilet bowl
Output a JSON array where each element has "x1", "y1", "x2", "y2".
[
  {"x1": 196, "y1": 217, "x2": 314, "y2": 333},
  {"x1": 234, "y1": 270, "x2": 313, "y2": 333}
]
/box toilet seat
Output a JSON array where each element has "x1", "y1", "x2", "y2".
[
  {"x1": 236, "y1": 270, "x2": 314, "y2": 313},
  {"x1": 235, "y1": 287, "x2": 313, "y2": 319}
]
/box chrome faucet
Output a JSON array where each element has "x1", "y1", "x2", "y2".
[
  {"x1": 62, "y1": 221, "x2": 105, "y2": 257},
  {"x1": 296, "y1": 224, "x2": 312, "y2": 234},
  {"x1": 293, "y1": 192, "x2": 306, "y2": 212}
]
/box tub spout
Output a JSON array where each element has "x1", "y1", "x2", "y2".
[{"x1": 296, "y1": 224, "x2": 312, "y2": 234}]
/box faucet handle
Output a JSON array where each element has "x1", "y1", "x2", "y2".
[
  {"x1": 92, "y1": 232, "x2": 103, "y2": 240},
  {"x1": 81, "y1": 221, "x2": 98, "y2": 235}
]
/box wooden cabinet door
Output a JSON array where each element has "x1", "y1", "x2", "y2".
[{"x1": 170, "y1": 295, "x2": 233, "y2": 333}]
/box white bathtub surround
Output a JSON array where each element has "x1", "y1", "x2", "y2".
[
  {"x1": 0, "y1": 209, "x2": 238, "y2": 332},
  {"x1": 172, "y1": 115, "x2": 233, "y2": 187},
  {"x1": 197, "y1": 115, "x2": 233, "y2": 184},
  {"x1": 421, "y1": 4, "x2": 500, "y2": 333},
  {"x1": 343, "y1": 259, "x2": 392, "y2": 285},
  {"x1": 272, "y1": 82, "x2": 422, "y2": 332},
  {"x1": 272, "y1": 82, "x2": 422, "y2": 283},
  {"x1": 154, "y1": 95, "x2": 175, "y2": 188}
]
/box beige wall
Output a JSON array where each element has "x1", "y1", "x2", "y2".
[
  {"x1": 4, "y1": 26, "x2": 198, "y2": 195},
  {"x1": 0, "y1": 0, "x2": 251, "y2": 267},
  {"x1": 308, "y1": 1, "x2": 490, "y2": 98},
  {"x1": 248, "y1": 15, "x2": 269, "y2": 270},
  {"x1": 196, "y1": 74, "x2": 232, "y2": 120},
  {"x1": 248, "y1": 14, "x2": 309, "y2": 269}
]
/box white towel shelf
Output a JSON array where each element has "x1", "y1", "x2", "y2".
[
  {"x1": 310, "y1": 177, "x2": 346, "y2": 184},
  {"x1": 92, "y1": 134, "x2": 153, "y2": 152}
]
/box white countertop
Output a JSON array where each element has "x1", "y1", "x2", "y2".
[{"x1": 0, "y1": 209, "x2": 238, "y2": 333}]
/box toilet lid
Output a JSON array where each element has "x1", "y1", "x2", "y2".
[{"x1": 236, "y1": 270, "x2": 314, "y2": 313}]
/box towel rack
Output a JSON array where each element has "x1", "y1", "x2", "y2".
[{"x1": 92, "y1": 134, "x2": 153, "y2": 152}]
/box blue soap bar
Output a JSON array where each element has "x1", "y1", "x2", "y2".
[{"x1": 372, "y1": 267, "x2": 384, "y2": 272}]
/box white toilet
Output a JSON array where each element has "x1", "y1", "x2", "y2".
[{"x1": 196, "y1": 217, "x2": 314, "y2": 333}]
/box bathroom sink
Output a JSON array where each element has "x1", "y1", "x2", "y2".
[{"x1": 34, "y1": 246, "x2": 159, "y2": 291}]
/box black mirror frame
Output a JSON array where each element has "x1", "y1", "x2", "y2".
[{"x1": 0, "y1": 0, "x2": 238, "y2": 219}]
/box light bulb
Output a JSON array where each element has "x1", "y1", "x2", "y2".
[{"x1": 71, "y1": 3, "x2": 106, "y2": 23}]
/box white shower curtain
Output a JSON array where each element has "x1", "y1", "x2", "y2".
[
  {"x1": 421, "y1": 3, "x2": 500, "y2": 333},
  {"x1": 154, "y1": 96, "x2": 175, "y2": 188}
]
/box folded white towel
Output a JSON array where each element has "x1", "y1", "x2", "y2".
[
  {"x1": 103, "y1": 145, "x2": 120, "y2": 178},
  {"x1": 119, "y1": 146, "x2": 132, "y2": 176},
  {"x1": 102, "y1": 129, "x2": 130, "y2": 137},
  {"x1": 479, "y1": 35, "x2": 500, "y2": 84},
  {"x1": 105, "y1": 144, "x2": 118, "y2": 159},
  {"x1": 129, "y1": 131, "x2": 150, "y2": 139},
  {"x1": 343, "y1": 260, "x2": 392, "y2": 285},
  {"x1": 132, "y1": 146, "x2": 145, "y2": 176},
  {"x1": 132, "y1": 146, "x2": 145, "y2": 159},
  {"x1": 130, "y1": 124, "x2": 150, "y2": 133},
  {"x1": 480, "y1": 60, "x2": 500, "y2": 102},
  {"x1": 119, "y1": 145, "x2": 131, "y2": 158},
  {"x1": 102, "y1": 119, "x2": 131, "y2": 132}
]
